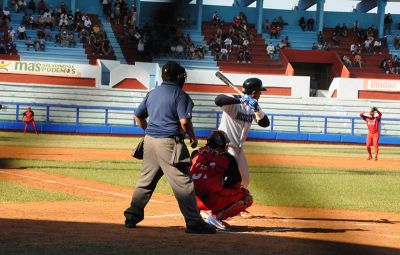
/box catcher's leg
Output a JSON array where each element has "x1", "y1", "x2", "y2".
[{"x1": 215, "y1": 191, "x2": 253, "y2": 221}]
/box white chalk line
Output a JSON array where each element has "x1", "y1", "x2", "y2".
[{"x1": 0, "y1": 170, "x2": 171, "y2": 204}]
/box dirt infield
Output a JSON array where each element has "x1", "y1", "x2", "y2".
[{"x1": 1, "y1": 146, "x2": 400, "y2": 255}]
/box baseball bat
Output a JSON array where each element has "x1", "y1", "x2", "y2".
[{"x1": 215, "y1": 71, "x2": 243, "y2": 96}]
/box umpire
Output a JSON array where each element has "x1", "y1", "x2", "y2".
[{"x1": 124, "y1": 61, "x2": 216, "y2": 234}]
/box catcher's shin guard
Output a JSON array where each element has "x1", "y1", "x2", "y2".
[{"x1": 215, "y1": 194, "x2": 253, "y2": 221}]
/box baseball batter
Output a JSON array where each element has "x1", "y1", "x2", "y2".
[
  {"x1": 215, "y1": 78, "x2": 270, "y2": 188},
  {"x1": 360, "y1": 107, "x2": 382, "y2": 161}
]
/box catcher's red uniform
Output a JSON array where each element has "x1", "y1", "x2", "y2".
[
  {"x1": 360, "y1": 111, "x2": 382, "y2": 160},
  {"x1": 22, "y1": 108, "x2": 38, "y2": 134},
  {"x1": 190, "y1": 146, "x2": 252, "y2": 220}
]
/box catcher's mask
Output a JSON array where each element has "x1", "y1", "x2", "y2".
[
  {"x1": 161, "y1": 61, "x2": 187, "y2": 88},
  {"x1": 206, "y1": 130, "x2": 230, "y2": 150}
]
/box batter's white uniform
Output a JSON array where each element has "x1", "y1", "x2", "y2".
[{"x1": 218, "y1": 98, "x2": 265, "y2": 188}]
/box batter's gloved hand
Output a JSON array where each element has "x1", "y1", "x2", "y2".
[
  {"x1": 247, "y1": 97, "x2": 259, "y2": 111},
  {"x1": 371, "y1": 106, "x2": 378, "y2": 112},
  {"x1": 240, "y1": 94, "x2": 251, "y2": 104}
]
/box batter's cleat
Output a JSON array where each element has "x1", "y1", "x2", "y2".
[
  {"x1": 200, "y1": 210, "x2": 211, "y2": 220},
  {"x1": 205, "y1": 215, "x2": 229, "y2": 231},
  {"x1": 186, "y1": 221, "x2": 216, "y2": 234},
  {"x1": 124, "y1": 220, "x2": 137, "y2": 228},
  {"x1": 367, "y1": 156, "x2": 373, "y2": 160}
]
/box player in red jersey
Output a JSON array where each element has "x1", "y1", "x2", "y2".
[
  {"x1": 22, "y1": 106, "x2": 38, "y2": 134},
  {"x1": 360, "y1": 107, "x2": 382, "y2": 161},
  {"x1": 190, "y1": 130, "x2": 253, "y2": 231}
]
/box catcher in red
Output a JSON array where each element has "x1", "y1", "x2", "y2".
[
  {"x1": 190, "y1": 130, "x2": 253, "y2": 231},
  {"x1": 360, "y1": 107, "x2": 382, "y2": 161},
  {"x1": 22, "y1": 106, "x2": 38, "y2": 134}
]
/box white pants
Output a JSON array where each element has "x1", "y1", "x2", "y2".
[{"x1": 228, "y1": 146, "x2": 249, "y2": 188}]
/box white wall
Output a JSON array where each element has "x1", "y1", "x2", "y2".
[{"x1": 329, "y1": 78, "x2": 400, "y2": 100}]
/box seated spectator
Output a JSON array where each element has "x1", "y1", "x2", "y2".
[
  {"x1": 25, "y1": 37, "x2": 35, "y2": 50},
  {"x1": 299, "y1": 17, "x2": 306, "y2": 31},
  {"x1": 350, "y1": 42, "x2": 358, "y2": 55},
  {"x1": 38, "y1": 0, "x2": 46, "y2": 14},
  {"x1": 7, "y1": 39, "x2": 16, "y2": 54},
  {"x1": 269, "y1": 24, "x2": 278, "y2": 39},
  {"x1": 353, "y1": 53, "x2": 362, "y2": 68},
  {"x1": 17, "y1": 0, "x2": 27, "y2": 13},
  {"x1": 331, "y1": 33, "x2": 340, "y2": 46},
  {"x1": 83, "y1": 15, "x2": 92, "y2": 29},
  {"x1": 17, "y1": 24, "x2": 27, "y2": 40},
  {"x1": 364, "y1": 38, "x2": 372, "y2": 53},
  {"x1": 266, "y1": 42, "x2": 275, "y2": 59},
  {"x1": 393, "y1": 56, "x2": 400, "y2": 74},
  {"x1": 195, "y1": 44, "x2": 204, "y2": 59},
  {"x1": 44, "y1": 26, "x2": 52, "y2": 41},
  {"x1": 8, "y1": 27, "x2": 16, "y2": 42},
  {"x1": 242, "y1": 38, "x2": 249, "y2": 49},
  {"x1": 211, "y1": 11, "x2": 221, "y2": 26},
  {"x1": 67, "y1": 32, "x2": 76, "y2": 47},
  {"x1": 283, "y1": 36, "x2": 291, "y2": 48},
  {"x1": 277, "y1": 40, "x2": 287, "y2": 50},
  {"x1": 219, "y1": 47, "x2": 228, "y2": 60},
  {"x1": 236, "y1": 47, "x2": 245, "y2": 63},
  {"x1": 211, "y1": 43, "x2": 220, "y2": 61},
  {"x1": 307, "y1": 18, "x2": 315, "y2": 31},
  {"x1": 244, "y1": 49, "x2": 251, "y2": 63},
  {"x1": 34, "y1": 38, "x2": 45, "y2": 51},
  {"x1": 175, "y1": 43, "x2": 184, "y2": 58},
  {"x1": 373, "y1": 39, "x2": 382, "y2": 54},
  {"x1": 342, "y1": 55, "x2": 352, "y2": 67},
  {"x1": 334, "y1": 24, "x2": 341, "y2": 36},
  {"x1": 28, "y1": 0, "x2": 36, "y2": 13},
  {"x1": 224, "y1": 36, "x2": 232, "y2": 52},
  {"x1": 263, "y1": 19, "x2": 270, "y2": 33},
  {"x1": 102, "y1": 39, "x2": 113, "y2": 56},
  {"x1": 317, "y1": 31, "x2": 324, "y2": 44},
  {"x1": 341, "y1": 23, "x2": 348, "y2": 37},
  {"x1": 0, "y1": 41, "x2": 7, "y2": 54},
  {"x1": 92, "y1": 37, "x2": 102, "y2": 55},
  {"x1": 311, "y1": 42, "x2": 317, "y2": 50},
  {"x1": 394, "y1": 35, "x2": 400, "y2": 49}
]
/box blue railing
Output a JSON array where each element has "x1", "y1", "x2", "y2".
[{"x1": 1, "y1": 102, "x2": 400, "y2": 145}]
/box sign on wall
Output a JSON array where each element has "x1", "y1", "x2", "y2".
[
  {"x1": 363, "y1": 79, "x2": 400, "y2": 92},
  {"x1": 0, "y1": 60, "x2": 82, "y2": 77}
]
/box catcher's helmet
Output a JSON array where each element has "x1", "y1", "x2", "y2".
[
  {"x1": 206, "y1": 130, "x2": 230, "y2": 149},
  {"x1": 242, "y1": 78, "x2": 266, "y2": 95},
  {"x1": 161, "y1": 61, "x2": 187, "y2": 88}
]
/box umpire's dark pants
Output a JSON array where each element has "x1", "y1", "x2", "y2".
[{"x1": 125, "y1": 135, "x2": 203, "y2": 227}]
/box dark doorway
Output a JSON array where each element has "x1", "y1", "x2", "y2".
[{"x1": 291, "y1": 62, "x2": 333, "y2": 90}]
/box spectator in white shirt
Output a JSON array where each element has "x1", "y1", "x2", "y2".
[
  {"x1": 220, "y1": 47, "x2": 228, "y2": 60},
  {"x1": 17, "y1": 24, "x2": 27, "y2": 40},
  {"x1": 266, "y1": 43, "x2": 275, "y2": 60},
  {"x1": 83, "y1": 16, "x2": 92, "y2": 29},
  {"x1": 224, "y1": 36, "x2": 232, "y2": 52}
]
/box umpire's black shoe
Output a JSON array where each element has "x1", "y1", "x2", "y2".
[
  {"x1": 185, "y1": 221, "x2": 216, "y2": 234},
  {"x1": 124, "y1": 219, "x2": 137, "y2": 228}
]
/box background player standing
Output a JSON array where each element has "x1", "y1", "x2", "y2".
[
  {"x1": 215, "y1": 78, "x2": 270, "y2": 188},
  {"x1": 360, "y1": 107, "x2": 382, "y2": 161},
  {"x1": 22, "y1": 106, "x2": 38, "y2": 134},
  {"x1": 190, "y1": 130, "x2": 253, "y2": 230}
]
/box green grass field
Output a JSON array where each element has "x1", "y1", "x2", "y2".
[{"x1": 1, "y1": 131, "x2": 400, "y2": 212}]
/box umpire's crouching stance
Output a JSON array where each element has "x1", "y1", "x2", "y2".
[{"x1": 124, "y1": 61, "x2": 216, "y2": 234}]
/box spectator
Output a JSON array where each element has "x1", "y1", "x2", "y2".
[
  {"x1": 17, "y1": 23, "x2": 27, "y2": 40},
  {"x1": 394, "y1": 34, "x2": 400, "y2": 49},
  {"x1": 310, "y1": 76, "x2": 318, "y2": 97},
  {"x1": 102, "y1": 39, "x2": 113, "y2": 56},
  {"x1": 137, "y1": 38, "x2": 144, "y2": 56},
  {"x1": 353, "y1": 20, "x2": 360, "y2": 32},
  {"x1": 211, "y1": 11, "x2": 221, "y2": 26},
  {"x1": 373, "y1": 39, "x2": 382, "y2": 54},
  {"x1": 353, "y1": 53, "x2": 362, "y2": 68},
  {"x1": 364, "y1": 38, "x2": 372, "y2": 53},
  {"x1": 224, "y1": 36, "x2": 232, "y2": 52},
  {"x1": 38, "y1": 0, "x2": 46, "y2": 14},
  {"x1": 277, "y1": 39, "x2": 287, "y2": 50},
  {"x1": 311, "y1": 42, "x2": 317, "y2": 50},
  {"x1": 244, "y1": 49, "x2": 251, "y2": 63},
  {"x1": 307, "y1": 18, "x2": 315, "y2": 31},
  {"x1": 67, "y1": 32, "x2": 76, "y2": 47},
  {"x1": 266, "y1": 42, "x2": 275, "y2": 59},
  {"x1": 269, "y1": 24, "x2": 278, "y2": 39},
  {"x1": 263, "y1": 19, "x2": 270, "y2": 33},
  {"x1": 283, "y1": 36, "x2": 291, "y2": 48},
  {"x1": 342, "y1": 55, "x2": 352, "y2": 67},
  {"x1": 0, "y1": 41, "x2": 7, "y2": 54},
  {"x1": 384, "y1": 13, "x2": 393, "y2": 35},
  {"x1": 25, "y1": 37, "x2": 35, "y2": 50},
  {"x1": 236, "y1": 47, "x2": 245, "y2": 63},
  {"x1": 8, "y1": 27, "x2": 16, "y2": 42},
  {"x1": 331, "y1": 32, "x2": 340, "y2": 46},
  {"x1": 350, "y1": 42, "x2": 358, "y2": 55},
  {"x1": 341, "y1": 23, "x2": 348, "y2": 37},
  {"x1": 299, "y1": 17, "x2": 306, "y2": 31},
  {"x1": 219, "y1": 47, "x2": 228, "y2": 60}
]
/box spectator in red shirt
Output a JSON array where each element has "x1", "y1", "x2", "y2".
[
  {"x1": 360, "y1": 107, "x2": 382, "y2": 160},
  {"x1": 22, "y1": 106, "x2": 38, "y2": 134},
  {"x1": 190, "y1": 130, "x2": 253, "y2": 230}
]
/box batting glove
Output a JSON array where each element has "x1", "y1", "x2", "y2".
[
  {"x1": 240, "y1": 94, "x2": 251, "y2": 104},
  {"x1": 248, "y1": 97, "x2": 260, "y2": 111}
]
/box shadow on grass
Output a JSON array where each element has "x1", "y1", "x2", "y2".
[{"x1": 0, "y1": 219, "x2": 399, "y2": 255}]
